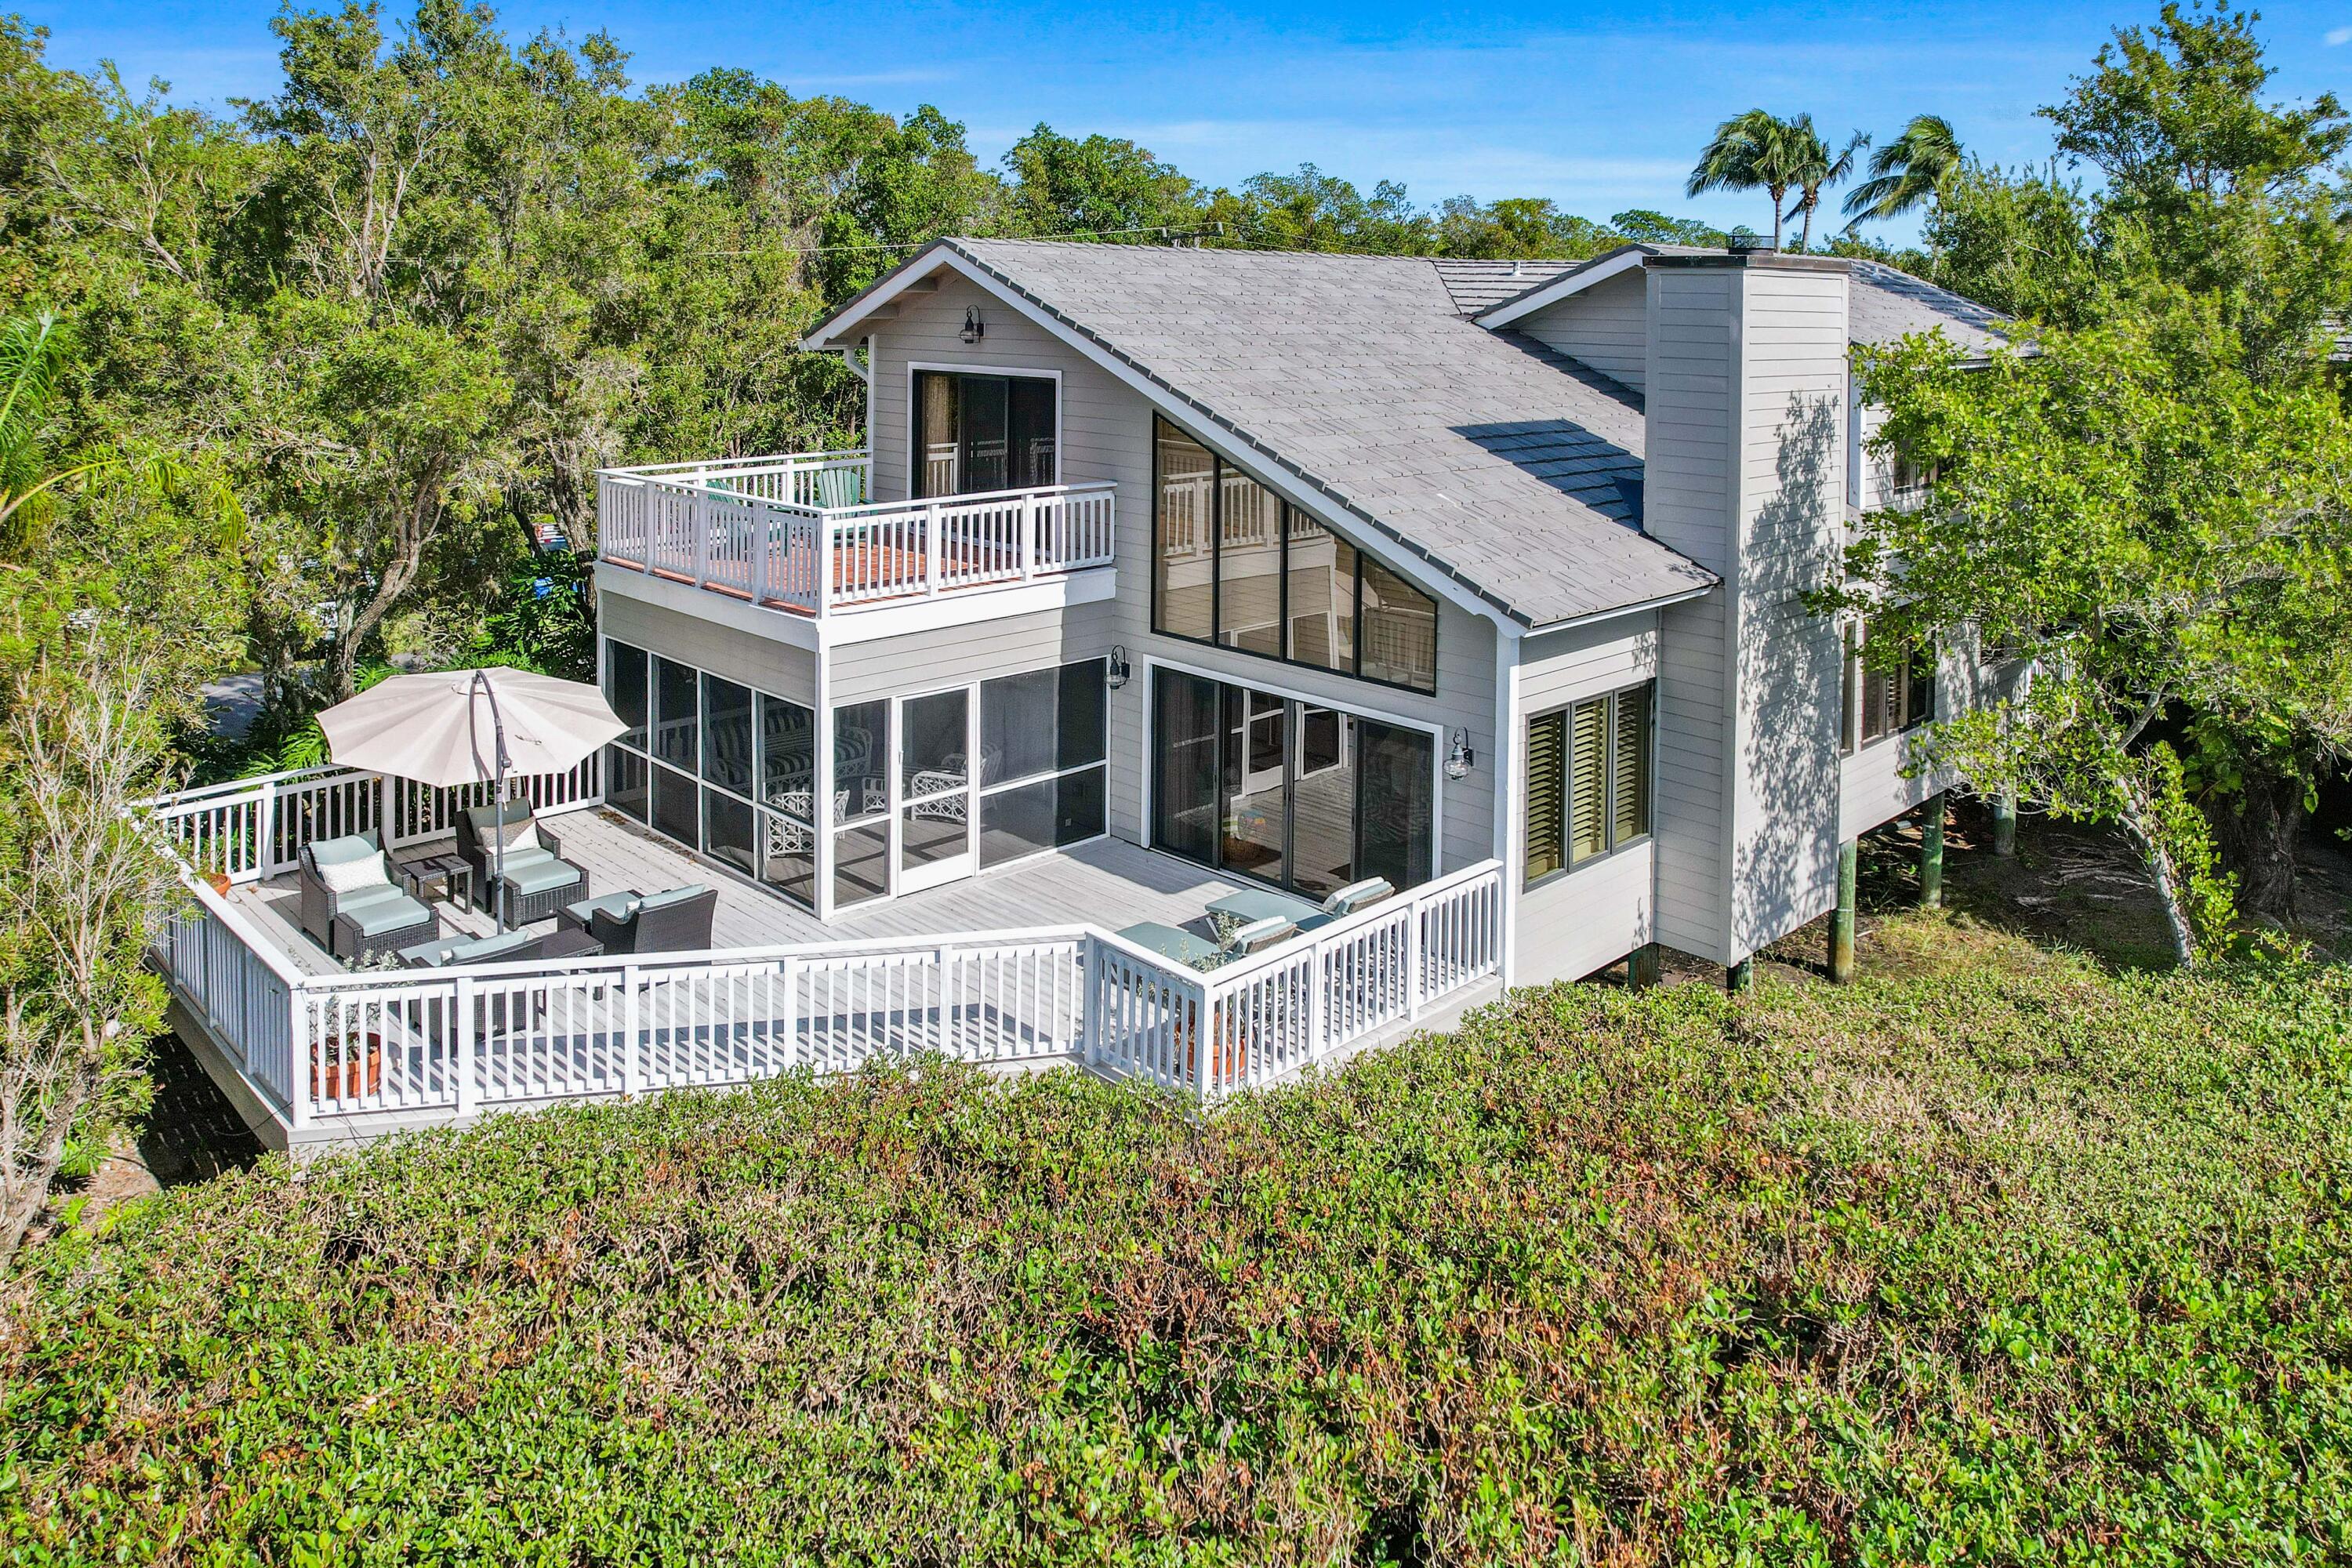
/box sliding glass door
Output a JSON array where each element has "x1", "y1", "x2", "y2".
[
  {"x1": 914, "y1": 372, "x2": 1057, "y2": 497},
  {"x1": 1152, "y1": 667, "x2": 1434, "y2": 898}
]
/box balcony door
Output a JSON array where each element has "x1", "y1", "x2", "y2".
[
  {"x1": 914, "y1": 371, "x2": 1057, "y2": 498},
  {"x1": 1151, "y1": 667, "x2": 1436, "y2": 900}
]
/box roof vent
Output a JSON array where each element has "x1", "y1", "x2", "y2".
[{"x1": 1726, "y1": 233, "x2": 1775, "y2": 256}]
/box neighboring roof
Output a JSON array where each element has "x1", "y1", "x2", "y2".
[
  {"x1": 1479, "y1": 242, "x2": 2013, "y2": 358},
  {"x1": 816, "y1": 240, "x2": 1714, "y2": 629},
  {"x1": 1429, "y1": 258, "x2": 1581, "y2": 316}
]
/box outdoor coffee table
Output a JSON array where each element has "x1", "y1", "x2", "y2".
[{"x1": 398, "y1": 852, "x2": 473, "y2": 910}]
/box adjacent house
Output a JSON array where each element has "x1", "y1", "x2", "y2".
[{"x1": 150, "y1": 235, "x2": 2010, "y2": 1148}]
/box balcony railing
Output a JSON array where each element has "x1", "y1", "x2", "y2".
[
  {"x1": 595, "y1": 452, "x2": 1116, "y2": 617},
  {"x1": 144, "y1": 764, "x2": 1502, "y2": 1131}
]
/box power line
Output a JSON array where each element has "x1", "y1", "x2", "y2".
[{"x1": 696, "y1": 221, "x2": 1226, "y2": 257}]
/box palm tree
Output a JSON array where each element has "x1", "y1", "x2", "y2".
[
  {"x1": 1687, "y1": 110, "x2": 1810, "y2": 250},
  {"x1": 1781, "y1": 119, "x2": 1871, "y2": 252},
  {"x1": 1842, "y1": 114, "x2": 1965, "y2": 224},
  {"x1": 0, "y1": 313, "x2": 73, "y2": 552}
]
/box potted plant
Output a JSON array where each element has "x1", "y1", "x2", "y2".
[{"x1": 311, "y1": 951, "x2": 401, "y2": 1099}]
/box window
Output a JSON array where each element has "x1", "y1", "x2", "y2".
[
  {"x1": 1842, "y1": 625, "x2": 1936, "y2": 753},
  {"x1": 1523, "y1": 683, "x2": 1653, "y2": 884},
  {"x1": 601, "y1": 638, "x2": 818, "y2": 909},
  {"x1": 1151, "y1": 666, "x2": 1436, "y2": 899},
  {"x1": 913, "y1": 371, "x2": 1056, "y2": 496},
  {"x1": 1151, "y1": 415, "x2": 1437, "y2": 693},
  {"x1": 973, "y1": 659, "x2": 1109, "y2": 869}
]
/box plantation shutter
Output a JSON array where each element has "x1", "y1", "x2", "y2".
[
  {"x1": 1612, "y1": 684, "x2": 1651, "y2": 845},
  {"x1": 1525, "y1": 711, "x2": 1565, "y2": 880},
  {"x1": 1568, "y1": 698, "x2": 1608, "y2": 863}
]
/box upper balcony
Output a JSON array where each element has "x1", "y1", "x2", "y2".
[{"x1": 595, "y1": 451, "x2": 1116, "y2": 628}]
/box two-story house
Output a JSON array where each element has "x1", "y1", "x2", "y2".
[{"x1": 592, "y1": 237, "x2": 2009, "y2": 990}]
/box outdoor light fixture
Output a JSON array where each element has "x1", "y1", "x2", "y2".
[
  {"x1": 1444, "y1": 728, "x2": 1475, "y2": 780},
  {"x1": 960, "y1": 307, "x2": 985, "y2": 345},
  {"x1": 1105, "y1": 646, "x2": 1131, "y2": 689}
]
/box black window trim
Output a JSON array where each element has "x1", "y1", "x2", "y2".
[{"x1": 1150, "y1": 413, "x2": 1438, "y2": 697}]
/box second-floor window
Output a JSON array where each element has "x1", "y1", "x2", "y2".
[
  {"x1": 914, "y1": 371, "x2": 1056, "y2": 497},
  {"x1": 1842, "y1": 622, "x2": 1936, "y2": 753},
  {"x1": 1151, "y1": 415, "x2": 1438, "y2": 694},
  {"x1": 1524, "y1": 682, "x2": 1653, "y2": 884}
]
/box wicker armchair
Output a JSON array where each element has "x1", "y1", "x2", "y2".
[
  {"x1": 455, "y1": 801, "x2": 588, "y2": 927},
  {"x1": 298, "y1": 830, "x2": 437, "y2": 962},
  {"x1": 560, "y1": 884, "x2": 717, "y2": 956}
]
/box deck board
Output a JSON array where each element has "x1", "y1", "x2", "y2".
[{"x1": 232, "y1": 808, "x2": 1261, "y2": 973}]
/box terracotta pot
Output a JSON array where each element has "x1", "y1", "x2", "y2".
[
  {"x1": 1179, "y1": 1011, "x2": 1247, "y2": 1090},
  {"x1": 203, "y1": 871, "x2": 233, "y2": 896},
  {"x1": 312, "y1": 1033, "x2": 383, "y2": 1100}
]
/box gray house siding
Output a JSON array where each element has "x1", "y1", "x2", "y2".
[
  {"x1": 861, "y1": 274, "x2": 1501, "y2": 878},
  {"x1": 1516, "y1": 269, "x2": 1649, "y2": 394},
  {"x1": 1510, "y1": 614, "x2": 1658, "y2": 984},
  {"x1": 599, "y1": 591, "x2": 816, "y2": 707}
]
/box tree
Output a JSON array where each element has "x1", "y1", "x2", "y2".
[
  {"x1": 1609, "y1": 209, "x2": 1732, "y2": 247},
  {"x1": 1780, "y1": 118, "x2": 1869, "y2": 251},
  {"x1": 1432, "y1": 197, "x2": 1617, "y2": 260},
  {"x1": 1687, "y1": 109, "x2": 1810, "y2": 249},
  {"x1": 0, "y1": 641, "x2": 180, "y2": 1261},
  {"x1": 1001, "y1": 125, "x2": 1202, "y2": 241},
  {"x1": 1840, "y1": 324, "x2": 2352, "y2": 959},
  {"x1": 1208, "y1": 165, "x2": 1432, "y2": 254},
  {"x1": 1843, "y1": 114, "x2": 1965, "y2": 224}
]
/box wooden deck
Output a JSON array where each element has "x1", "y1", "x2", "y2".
[{"x1": 232, "y1": 808, "x2": 1265, "y2": 975}]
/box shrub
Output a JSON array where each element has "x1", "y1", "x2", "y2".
[{"x1": 3, "y1": 923, "x2": 2349, "y2": 1563}]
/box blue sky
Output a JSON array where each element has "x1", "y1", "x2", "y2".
[{"x1": 35, "y1": 0, "x2": 2352, "y2": 243}]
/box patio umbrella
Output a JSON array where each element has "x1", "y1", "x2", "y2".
[{"x1": 317, "y1": 668, "x2": 626, "y2": 931}]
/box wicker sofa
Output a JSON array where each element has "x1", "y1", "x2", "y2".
[
  {"x1": 299, "y1": 830, "x2": 438, "y2": 962},
  {"x1": 454, "y1": 801, "x2": 590, "y2": 927}
]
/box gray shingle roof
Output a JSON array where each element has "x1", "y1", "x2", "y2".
[
  {"x1": 929, "y1": 240, "x2": 1712, "y2": 628},
  {"x1": 1843, "y1": 260, "x2": 2009, "y2": 358},
  {"x1": 1430, "y1": 258, "x2": 1581, "y2": 315}
]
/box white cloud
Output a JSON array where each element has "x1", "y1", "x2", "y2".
[{"x1": 2326, "y1": 24, "x2": 2352, "y2": 44}]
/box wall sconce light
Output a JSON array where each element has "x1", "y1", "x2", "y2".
[
  {"x1": 960, "y1": 307, "x2": 985, "y2": 345},
  {"x1": 1444, "y1": 728, "x2": 1475, "y2": 780},
  {"x1": 1105, "y1": 646, "x2": 1131, "y2": 689}
]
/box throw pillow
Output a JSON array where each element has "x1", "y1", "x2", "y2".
[{"x1": 314, "y1": 853, "x2": 386, "y2": 896}]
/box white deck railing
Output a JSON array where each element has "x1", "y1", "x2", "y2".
[
  {"x1": 596, "y1": 452, "x2": 1116, "y2": 617},
  {"x1": 144, "y1": 764, "x2": 1501, "y2": 1127}
]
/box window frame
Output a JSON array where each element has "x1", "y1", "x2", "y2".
[
  {"x1": 1522, "y1": 680, "x2": 1657, "y2": 891},
  {"x1": 906, "y1": 361, "x2": 1065, "y2": 500},
  {"x1": 1841, "y1": 621, "x2": 1938, "y2": 756},
  {"x1": 1150, "y1": 414, "x2": 1437, "y2": 696}
]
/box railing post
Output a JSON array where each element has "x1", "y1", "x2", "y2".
[
  {"x1": 1194, "y1": 977, "x2": 1214, "y2": 1107},
  {"x1": 750, "y1": 502, "x2": 769, "y2": 606},
  {"x1": 1303, "y1": 943, "x2": 1323, "y2": 1063},
  {"x1": 924, "y1": 502, "x2": 942, "y2": 598},
  {"x1": 815, "y1": 519, "x2": 832, "y2": 620},
  {"x1": 1080, "y1": 939, "x2": 1100, "y2": 1069},
  {"x1": 455, "y1": 975, "x2": 479, "y2": 1119},
  {"x1": 693, "y1": 487, "x2": 713, "y2": 590},
  {"x1": 622, "y1": 964, "x2": 642, "y2": 1094},
  {"x1": 1405, "y1": 895, "x2": 1427, "y2": 1020},
  {"x1": 780, "y1": 954, "x2": 799, "y2": 1070},
  {"x1": 287, "y1": 989, "x2": 310, "y2": 1132},
  {"x1": 936, "y1": 945, "x2": 956, "y2": 1058},
  {"x1": 1018, "y1": 493, "x2": 1036, "y2": 580},
  {"x1": 257, "y1": 779, "x2": 279, "y2": 880}
]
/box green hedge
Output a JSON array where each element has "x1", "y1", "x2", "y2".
[{"x1": 5, "y1": 921, "x2": 2350, "y2": 1563}]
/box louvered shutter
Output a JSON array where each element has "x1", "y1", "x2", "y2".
[
  {"x1": 1568, "y1": 698, "x2": 1608, "y2": 863},
  {"x1": 1525, "y1": 711, "x2": 1565, "y2": 880},
  {"x1": 1613, "y1": 685, "x2": 1650, "y2": 844}
]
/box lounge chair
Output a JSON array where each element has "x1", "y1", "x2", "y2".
[
  {"x1": 559, "y1": 884, "x2": 717, "y2": 956},
  {"x1": 455, "y1": 801, "x2": 589, "y2": 927},
  {"x1": 1204, "y1": 877, "x2": 1393, "y2": 935},
  {"x1": 1114, "y1": 913, "x2": 1295, "y2": 971},
  {"x1": 299, "y1": 830, "x2": 438, "y2": 962}
]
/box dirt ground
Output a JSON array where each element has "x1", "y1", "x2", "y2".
[{"x1": 45, "y1": 1033, "x2": 266, "y2": 1236}]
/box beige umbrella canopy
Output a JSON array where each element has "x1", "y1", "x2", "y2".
[{"x1": 318, "y1": 668, "x2": 625, "y2": 930}]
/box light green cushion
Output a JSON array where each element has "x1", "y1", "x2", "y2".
[
  {"x1": 336, "y1": 888, "x2": 431, "y2": 935},
  {"x1": 500, "y1": 857, "x2": 583, "y2": 896},
  {"x1": 308, "y1": 833, "x2": 383, "y2": 869},
  {"x1": 564, "y1": 891, "x2": 641, "y2": 924},
  {"x1": 637, "y1": 884, "x2": 710, "y2": 913}
]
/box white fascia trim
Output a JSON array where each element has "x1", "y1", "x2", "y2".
[
  {"x1": 1523, "y1": 582, "x2": 1716, "y2": 637},
  {"x1": 1475, "y1": 247, "x2": 1650, "y2": 330},
  {"x1": 803, "y1": 245, "x2": 959, "y2": 350}
]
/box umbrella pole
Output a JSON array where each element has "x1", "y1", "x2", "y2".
[{"x1": 473, "y1": 671, "x2": 514, "y2": 935}]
